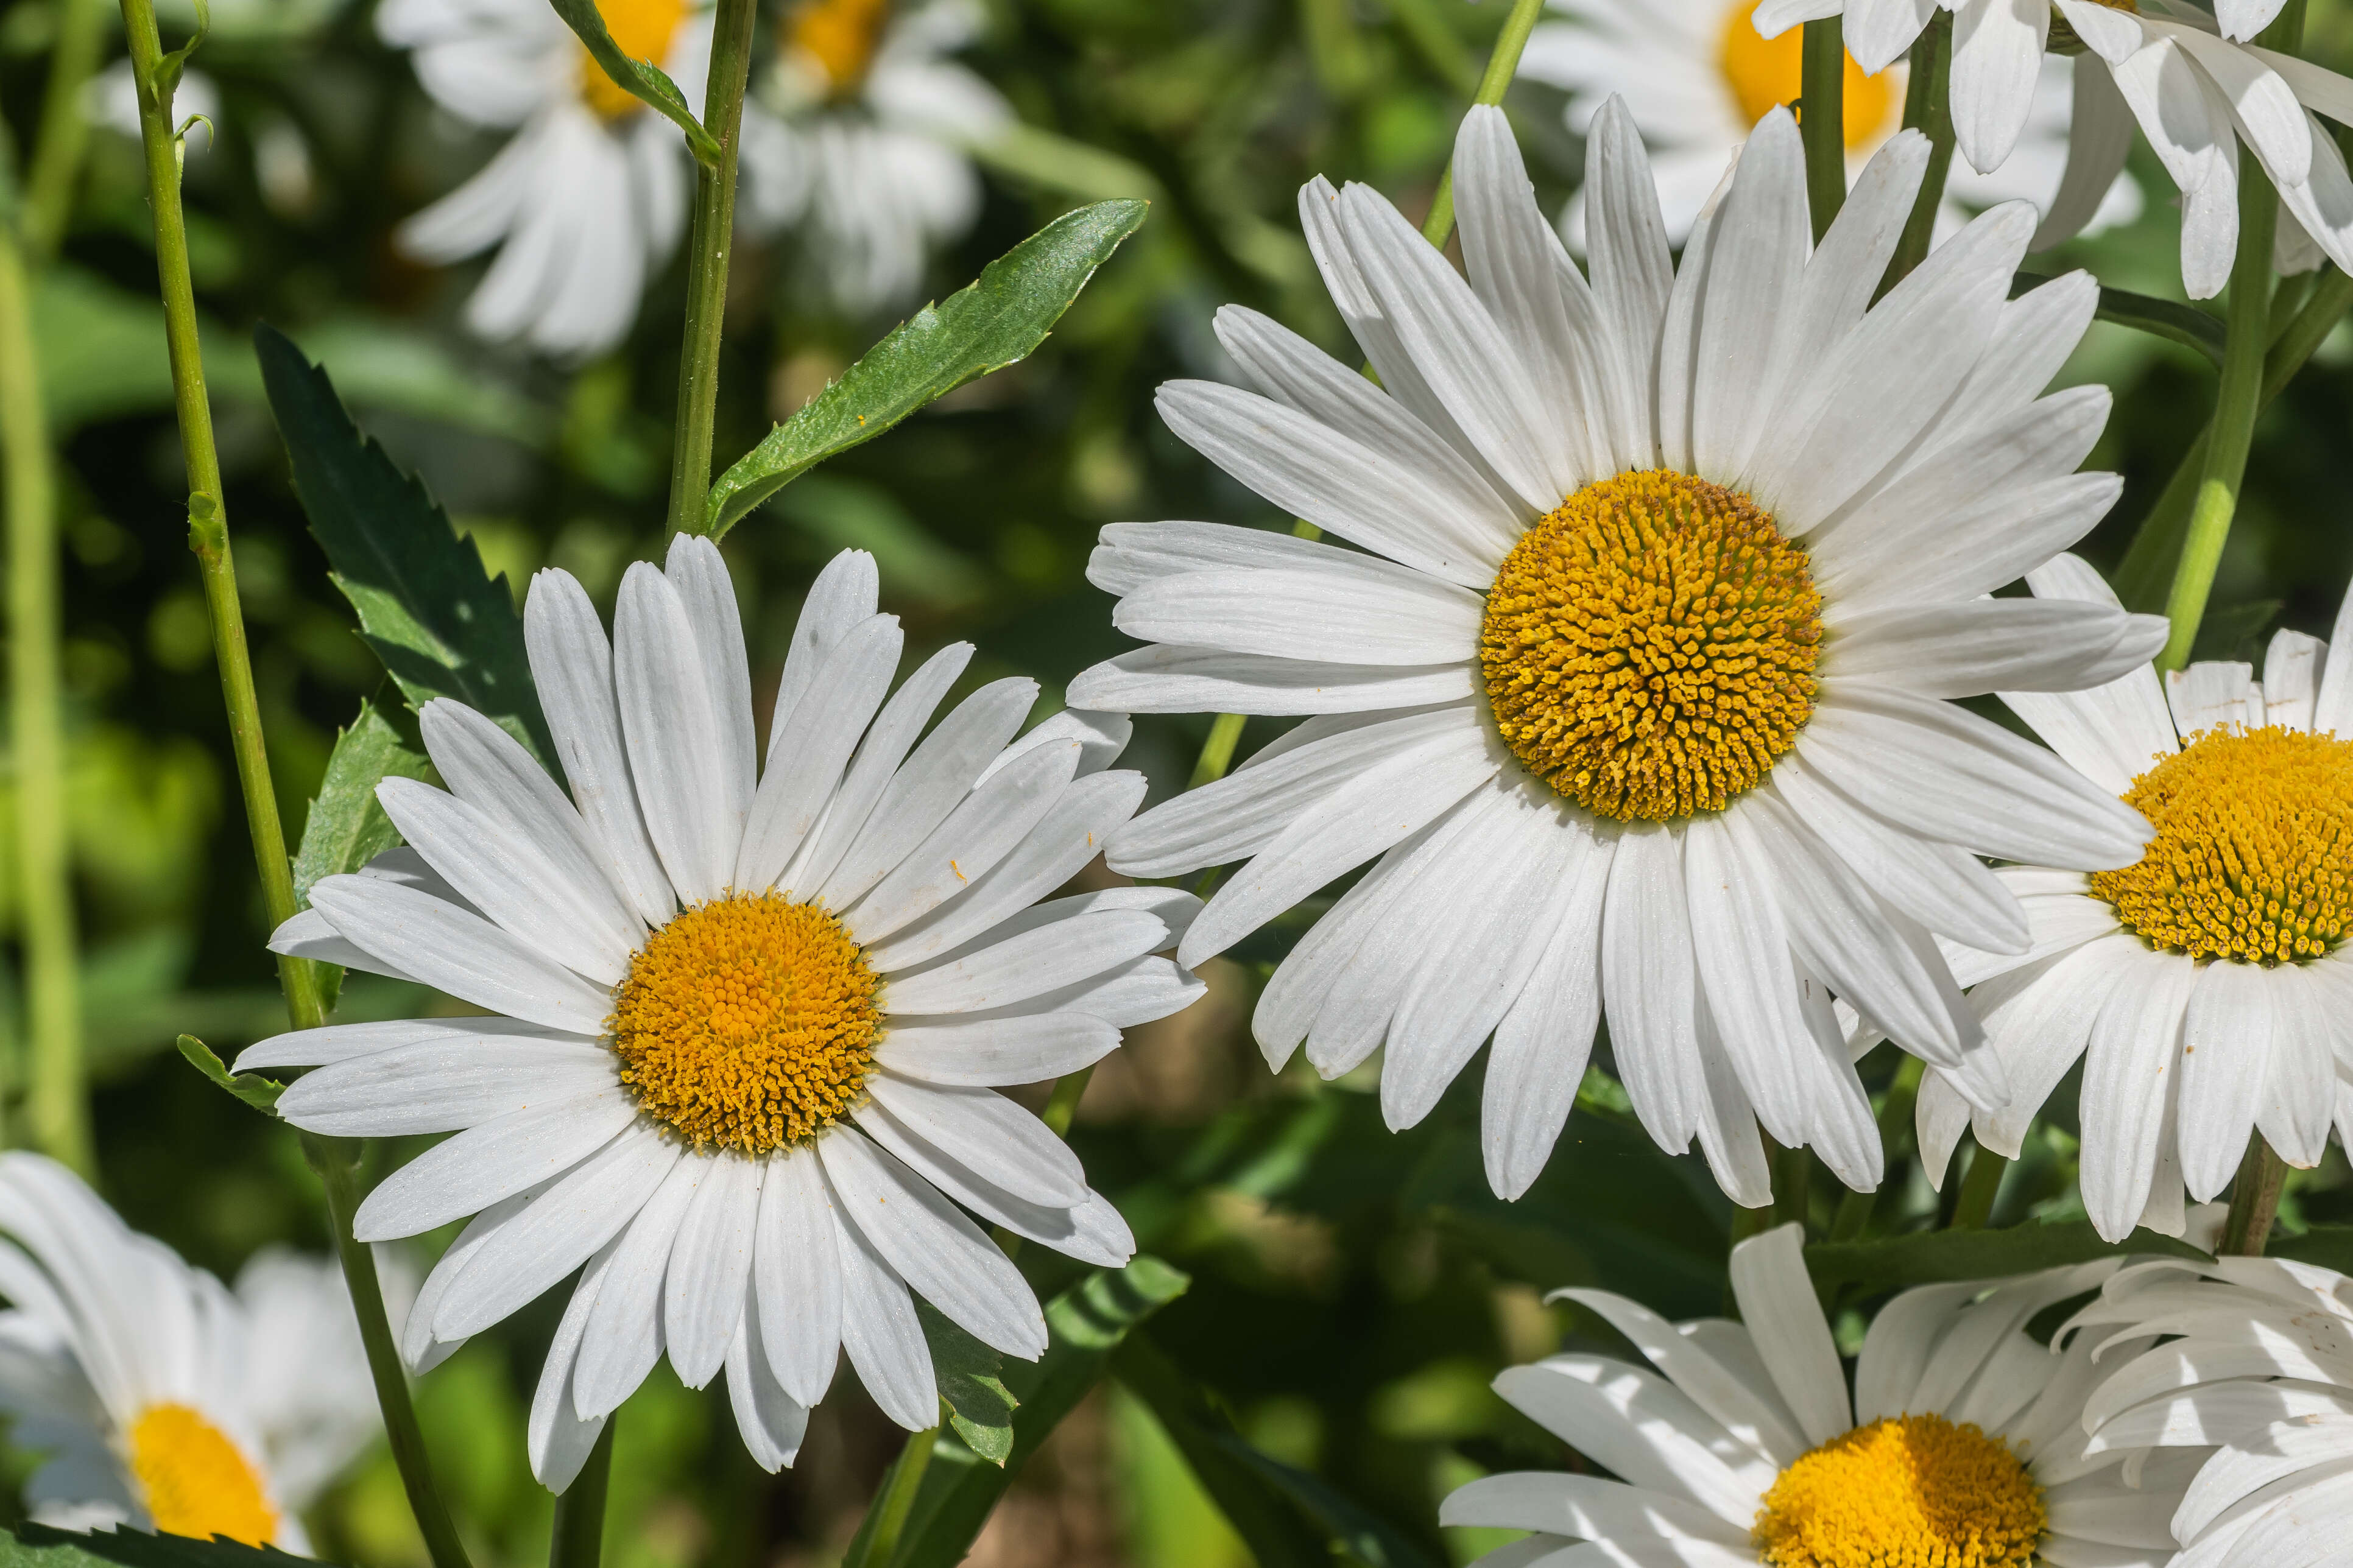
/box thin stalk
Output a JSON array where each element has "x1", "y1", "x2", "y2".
[
  {"x1": 1415, "y1": 0, "x2": 1547, "y2": 249},
  {"x1": 0, "y1": 222, "x2": 88, "y2": 1170},
  {"x1": 1829, "y1": 1055, "x2": 1923, "y2": 1243},
  {"x1": 548, "y1": 1419, "x2": 616, "y2": 1568},
  {"x1": 1800, "y1": 18, "x2": 1847, "y2": 241},
  {"x1": 666, "y1": 0, "x2": 759, "y2": 537},
  {"x1": 25, "y1": 0, "x2": 108, "y2": 259},
  {"x1": 844, "y1": 1424, "x2": 939, "y2": 1568},
  {"x1": 2220, "y1": 1136, "x2": 2288, "y2": 1256},
  {"x1": 1040, "y1": 1064, "x2": 1096, "y2": 1138},
  {"x1": 1776, "y1": 1144, "x2": 1815, "y2": 1236},
  {"x1": 1190, "y1": 714, "x2": 1247, "y2": 788},
  {"x1": 1881, "y1": 12, "x2": 1953, "y2": 295},
  {"x1": 1949, "y1": 1142, "x2": 2006, "y2": 1231},
  {"x1": 115, "y1": 4, "x2": 468, "y2": 1563}
]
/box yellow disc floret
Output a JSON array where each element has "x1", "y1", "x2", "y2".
[
  {"x1": 1754, "y1": 1413, "x2": 2045, "y2": 1568},
  {"x1": 2089, "y1": 724, "x2": 2353, "y2": 965},
  {"x1": 577, "y1": 0, "x2": 690, "y2": 120},
  {"x1": 1717, "y1": 0, "x2": 1896, "y2": 151},
  {"x1": 789, "y1": 0, "x2": 891, "y2": 98},
  {"x1": 1480, "y1": 469, "x2": 1822, "y2": 821},
  {"x1": 127, "y1": 1403, "x2": 279, "y2": 1548},
  {"x1": 610, "y1": 895, "x2": 881, "y2": 1154}
]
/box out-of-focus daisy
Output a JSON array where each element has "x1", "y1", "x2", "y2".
[
  {"x1": 0, "y1": 1153, "x2": 381, "y2": 1550},
  {"x1": 250, "y1": 542, "x2": 1201, "y2": 1489},
  {"x1": 1523, "y1": 0, "x2": 2139, "y2": 247},
  {"x1": 1443, "y1": 1223, "x2": 2195, "y2": 1568},
  {"x1": 378, "y1": 0, "x2": 712, "y2": 356},
  {"x1": 2075, "y1": 1253, "x2": 2353, "y2": 1568},
  {"x1": 739, "y1": 0, "x2": 1009, "y2": 315},
  {"x1": 1070, "y1": 102, "x2": 2158, "y2": 1206},
  {"x1": 1759, "y1": 0, "x2": 2353, "y2": 298},
  {"x1": 1916, "y1": 564, "x2": 2353, "y2": 1242}
]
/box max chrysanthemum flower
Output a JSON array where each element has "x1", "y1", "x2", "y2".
[
  {"x1": 1070, "y1": 102, "x2": 2161, "y2": 1206},
  {"x1": 251, "y1": 541, "x2": 1204, "y2": 1488},
  {"x1": 1916, "y1": 565, "x2": 2353, "y2": 1243},
  {"x1": 1442, "y1": 1223, "x2": 2196, "y2": 1568},
  {"x1": 0, "y1": 1154, "x2": 381, "y2": 1550}
]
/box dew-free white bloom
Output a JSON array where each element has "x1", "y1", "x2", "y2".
[
  {"x1": 1522, "y1": 0, "x2": 2138, "y2": 248},
  {"x1": 0, "y1": 1153, "x2": 380, "y2": 1550},
  {"x1": 739, "y1": 0, "x2": 1009, "y2": 315},
  {"x1": 1916, "y1": 566, "x2": 2353, "y2": 1243},
  {"x1": 378, "y1": 0, "x2": 711, "y2": 356},
  {"x1": 252, "y1": 540, "x2": 1202, "y2": 1489},
  {"x1": 1443, "y1": 1223, "x2": 2196, "y2": 1568},
  {"x1": 1071, "y1": 102, "x2": 2160, "y2": 1207}
]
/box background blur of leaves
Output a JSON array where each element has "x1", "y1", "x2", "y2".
[{"x1": 6, "y1": 1, "x2": 2353, "y2": 1565}]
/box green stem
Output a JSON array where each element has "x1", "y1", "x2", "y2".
[
  {"x1": 1189, "y1": 714, "x2": 1248, "y2": 789},
  {"x1": 1829, "y1": 1055, "x2": 1923, "y2": 1243},
  {"x1": 2220, "y1": 1136, "x2": 2288, "y2": 1256},
  {"x1": 1949, "y1": 1142, "x2": 2006, "y2": 1231},
  {"x1": 548, "y1": 1419, "x2": 616, "y2": 1568},
  {"x1": 24, "y1": 0, "x2": 108, "y2": 259},
  {"x1": 1800, "y1": 18, "x2": 1848, "y2": 241},
  {"x1": 1415, "y1": 0, "x2": 1546, "y2": 248},
  {"x1": 844, "y1": 1423, "x2": 940, "y2": 1568},
  {"x1": 1385, "y1": 0, "x2": 1478, "y2": 95},
  {"x1": 1776, "y1": 1143, "x2": 1815, "y2": 1236},
  {"x1": 1041, "y1": 1064, "x2": 1096, "y2": 1138},
  {"x1": 1881, "y1": 12, "x2": 1953, "y2": 295},
  {"x1": 0, "y1": 220, "x2": 89, "y2": 1170},
  {"x1": 667, "y1": 0, "x2": 758, "y2": 538}
]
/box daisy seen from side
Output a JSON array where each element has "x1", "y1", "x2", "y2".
[{"x1": 250, "y1": 541, "x2": 1204, "y2": 1488}]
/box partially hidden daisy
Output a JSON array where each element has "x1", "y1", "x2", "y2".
[
  {"x1": 1757, "y1": 0, "x2": 2353, "y2": 298},
  {"x1": 249, "y1": 541, "x2": 1203, "y2": 1488},
  {"x1": 1068, "y1": 101, "x2": 2159, "y2": 1206},
  {"x1": 1442, "y1": 1223, "x2": 2194, "y2": 1568},
  {"x1": 2072, "y1": 1253, "x2": 2353, "y2": 1568},
  {"x1": 739, "y1": 0, "x2": 1010, "y2": 315},
  {"x1": 1522, "y1": 0, "x2": 2139, "y2": 249},
  {"x1": 0, "y1": 1153, "x2": 382, "y2": 1550},
  {"x1": 378, "y1": 0, "x2": 711, "y2": 356},
  {"x1": 1916, "y1": 564, "x2": 2353, "y2": 1242}
]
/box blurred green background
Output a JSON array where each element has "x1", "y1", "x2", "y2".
[{"x1": 6, "y1": 1, "x2": 2353, "y2": 1565}]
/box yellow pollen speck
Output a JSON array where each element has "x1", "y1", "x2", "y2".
[
  {"x1": 1754, "y1": 1413, "x2": 2045, "y2": 1568},
  {"x1": 609, "y1": 894, "x2": 881, "y2": 1155},
  {"x1": 127, "y1": 1404, "x2": 278, "y2": 1547},
  {"x1": 788, "y1": 0, "x2": 891, "y2": 98},
  {"x1": 1480, "y1": 469, "x2": 1821, "y2": 821},
  {"x1": 577, "y1": 0, "x2": 690, "y2": 119},
  {"x1": 1718, "y1": 0, "x2": 1896, "y2": 151},
  {"x1": 2089, "y1": 723, "x2": 2353, "y2": 965}
]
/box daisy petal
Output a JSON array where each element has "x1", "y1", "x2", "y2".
[
  {"x1": 614, "y1": 562, "x2": 732, "y2": 902},
  {"x1": 663, "y1": 1153, "x2": 763, "y2": 1389},
  {"x1": 831, "y1": 1210, "x2": 938, "y2": 1430},
  {"x1": 753, "y1": 1148, "x2": 841, "y2": 1407},
  {"x1": 348, "y1": 1087, "x2": 637, "y2": 1241}
]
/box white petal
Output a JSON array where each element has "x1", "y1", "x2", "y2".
[
  {"x1": 273, "y1": 1038, "x2": 616, "y2": 1136},
  {"x1": 1493, "y1": 1358, "x2": 1766, "y2": 1524},
  {"x1": 817, "y1": 677, "x2": 1035, "y2": 910},
  {"x1": 1600, "y1": 824, "x2": 1705, "y2": 1155},
  {"x1": 526, "y1": 1238, "x2": 612, "y2": 1493},
  {"x1": 1582, "y1": 99, "x2": 1674, "y2": 472},
  {"x1": 723, "y1": 1309, "x2": 810, "y2": 1472},
  {"x1": 613, "y1": 562, "x2": 731, "y2": 902},
  {"x1": 1826, "y1": 600, "x2": 2170, "y2": 698},
  {"x1": 1952, "y1": 0, "x2": 2049, "y2": 174},
  {"x1": 752, "y1": 1148, "x2": 841, "y2": 1407},
  {"x1": 844, "y1": 739, "x2": 1079, "y2": 944},
  {"x1": 1682, "y1": 815, "x2": 1817, "y2": 1147},
  {"x1": 830, "y1": 1209, "x2": 938, "y2": 1430},
  {"x1": 2256, "y1": 963, "x2": 2338, "y2": 1169},
  {"x1": 307, "y1": 874, "x2": 616, "y2": 1033},
  {"x1": 850, "y1": 1099, "x2": 1131, "y2": 1267},
  {"x1": 859, "y1": 1072, "x2": 1085, "y2": 1207},
  {"x1": 735, "y1": 614, "x2": 902, "y2": 892},
  {"x1": 2314, "y1": 578, "x2": 2353, "y2": 735},
  {"x1": 663, "y1": 1153, "x2": 762, "y2": 1389},
  {"x1": 771, "y1": 549, "x2": 879, "y2": 762},
  {"x1": 883, "y1": 910, "x2": 1165, "y2": 1014},
  {"x1": 574, "y1": 1156, "x2": 702, "y2": 1421},
  {"x1": 2262, "y1": 630, "x2": 2324, "y2": 730},
  {"x1": 663, "y1": 535, "x2": 757, "y2": 838},
  {"x1": 2079, "y1": 946, "x2": 2198, "y2": 1242},
  {"x1": 236, "y1": 1014, "x2": 580, "y2": 1072},
  {"x1": 1727, "y1": 1224, "x2": 1850, "y2": 1446},
  {"x1": 1114, "y1": 568, "x2": 1483, "y2": 667},
  {"x1": 348, "y1": 1087, "x2": 637, "y2": 1240},
  {"x1": 2033, "y1": 56, "x2": 2138, "y2": 251},
  {"x1": 2178, "y1": 961, "x2": 2273, "y2": 1202},
  {"x1": 1483, "y1": 834, "x2": 1613, "y2": 1200},
  {"x1": 787, "y1": 644, "x2": 978, "y2": 899},
  {"x1": 1691, "y1": 109, "x2": 1808, "y2": 484},
  {"x1": 1068, "y1": 644, "x2": 1476, "y2": 717}
]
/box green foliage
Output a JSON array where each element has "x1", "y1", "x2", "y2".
[
  {"x1": 543, "y1": 0, "x2": 721, "y2": 166},
  {"x1": 287, "y1": 694, "x2": 433, "y2": 1010},
  {"x1": 2013, "y1": 271, "x2": 2227, "y2": 367},
  {"x1": 915, "y1": 1300, "x2": 1019, "y2": 1465},
  {"x1": 703, "y1": 200, "x2": 1150, "y2": 536},
  {"x1": 175, "y1": 1034, "x2": 283, "y2": 1114},
  {"x1": 1805, "y1": 1218, "x2": 2211, "y2": 1289},
  {"x1": 6, "y1": 1526, "x2": 322, "y2": 1568}
]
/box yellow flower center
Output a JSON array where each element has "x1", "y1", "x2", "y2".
[
  {"x1": 1754, "y1": 1414, "x2": 2045, "y2": 1568},
  {"x1": 2089, "y1": 724, "x2": 2353, "y2": 965},
  {"x1": 577, "y1": 0, "x2": 690, "y2": 121},
  {"x1": 1480, "y1": 469, "x2": 1822, "y2": 822},
  {"x1": 609, "y1": 895, "x2": 882, "y2": 1154},
  {"x1": 1718, "y1": 0, "x2": 1897, "y2": 150},
  {"x1": 788, "y1": 0, "x2": 891, "y2": 98},
  {"x1": 126, "y1": 1404, "x2": 278, "y2": 1548}
]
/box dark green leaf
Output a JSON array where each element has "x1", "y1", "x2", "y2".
[
  {"x1": 890, "y1": 1257, "x2": 1190, "y2": 1568},
  {"x1": 11, "y1": 1525, "x2": 326, "y2": 1568},
  {"x1": 2271, "y1": 1225, "x2": 2353, "y2": 1271},
  {"x1": 704, "y1": 201, "x2": 1149, "y2": 537},
  {"x1": 543, "y1": 0, "x2": 720, "y2": 166},
  {"x1": 254, "y1": 325, "x2": 557, "y2": 774},
  {"x1": 2189, "y1": 598, "x2": 2284, "y2": 664},
  {"x1": 176, "y1": 1035, "x2": 283, "y2": 1115},
  {"x1": 289, "y1": 693, "x2": 434, "y2": 1011},
  {"x1": 1805, "y1": 1218, "x2": 2209, "y2": 1289},
  {"x1": 915, "y1": 1299, "x2": 1018, "y2": 1465},
  {"x1": 1204, "y1": 1430, "x2": 1444, "y2": 1568},
  {"x1": 2014, "y1": 270, "x2": 2224, "y2": 366}
]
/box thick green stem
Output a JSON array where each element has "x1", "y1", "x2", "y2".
[
  {"x1": 667, "y1": 0, "x2": 759, "y2": 537},
  {"x1": 25, "y1": 0, "x2": 108, "y2": 259},
  {"x1": 1881, "y1": 12, "x2": 1953, "y2": 295},
  {"x1": 1950, "y1": 1143, "x2": 2007, "y2": 1231},
  {"x1": 2220, "y1": 1136, "x2": 2288, "y2": 1256},
  {"x1": 0, "y1": 223, "x2": 89, "y2": 1170},
  {"x1": 548, "y1": 1419, "x2": 616, "y2": 1568},
  {"x1": 1800, "y1": 18, "x2": 1847, "y2": 241},
  {"x1": 1829, "y1": 1055, "x2": 1924, "y2": 1243},
  {"x1": 1415, "y1": 0, "x2": 1547, "y2": 249}
]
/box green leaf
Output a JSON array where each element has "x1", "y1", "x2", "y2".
[
  {"x1": 254, "y1": 325, "x2": 557, "y2": 773},
  {"x1": 704, "y1": 200, "x2": 1149, "y2": 538},
  {"x1": 1202, "y1": 1430, "x2": 1444, "y2": 1568},
  {"x1": 176, "y1": 1035, "x2": 283, "y2": 1114},
  {"x1": 2016, "y1": 270, "x2": 2225, "y2": 366},
  {"x1": 915, "y1": 1299, "x2": 1018, "y2": 1465},
  {"x1": 289, "y1": 693, "x2": 435, "y2": 1010},
  {"x1": 2271, "y1": 1225, "x2": 2353, "y2": 1271},
  {"x1": 10, "y1": 1525, "x2": 326, "y2": 1568},
  {"x1": 889, "y1": 1257, "x2": 1190, "y2": 1568},
  {"x1": 1805, "y1": 1218, "x2": 2210, "y2": 1290},
  {"x1": 545, "y1": 0, "x2": 721, "y2": 166}
]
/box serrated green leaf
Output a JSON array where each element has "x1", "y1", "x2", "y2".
[
  {"x1": 176, "y1": 1035, "x2": 283, "y2": 1114},
  {"x1": 704, "y1": 200, "x2": 1149, "y2": 538},
  {"x1": 1805, "y1": 1218, "x2": 2210, "y2": 1289},
  {"x1": 545, "y1": 0, "x2": 721, "y2": 166},
  {"x1": 915, "y1": 1298, "x2": 1018, "y2": 1464},
  {"x1": 289, "y1": 693, "x2": 434, "y2": 1011},
  {"x1": 11, "y1": 1524, "x2": 327, "y2": 1568},
  {"x1": 887, "y1": 1257, "x2": 1190, "y2": 1568},
  {"x1": 253, "y1": 325, "x2": 557, "y2": 774}
]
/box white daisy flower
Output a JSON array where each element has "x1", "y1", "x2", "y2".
[
  {"x1": 1521, "y1": 0, "x2": 2140, "y2": 249},
  {"x1": 0, "y1": 1153, "x2": 381, "y2": 1551},
  {"x1": 1442, "y1": 1222, "x2": 2195, "y2": 1568},
  {"x1": 246, "y1": 541, "x2": 1202, "y2": 1489},
  {"x1": 1758, "y1": 0, "x2": 2353, "y2": 298},
  {"x1": 2073, "y1": 1253, "x2": 2353, "y2": 1567},
  {"x1": 1067, "y1": 101, "x2": 2161, "y2": 1207},
  {"x1": 739, "y1": 0, "x2": 1010, "y2": 315},
  {"x1": 378, "y1": 0, "x2": 712, "y2": 356},
  {"x1": 1915, "y1": 564, "x2": 2353, "y2": 1243}
]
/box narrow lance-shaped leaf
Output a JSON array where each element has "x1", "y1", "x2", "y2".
[
  {"x1": 915, "y1": 1299, "x2": 1018, "y2": 1465},
  {"x1": 177, "y1": 1035, "x2": 284, "y2": 1117},
  {"x1": 545, "y1": 0, "x2": 721, "y2": 166},
  {"x1": 702, "y1": 200, "x2": 1149, "y2": 538},
  {"x1": 1805, "y1": 1217, "x2": 2210, "y2": 1289}
]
